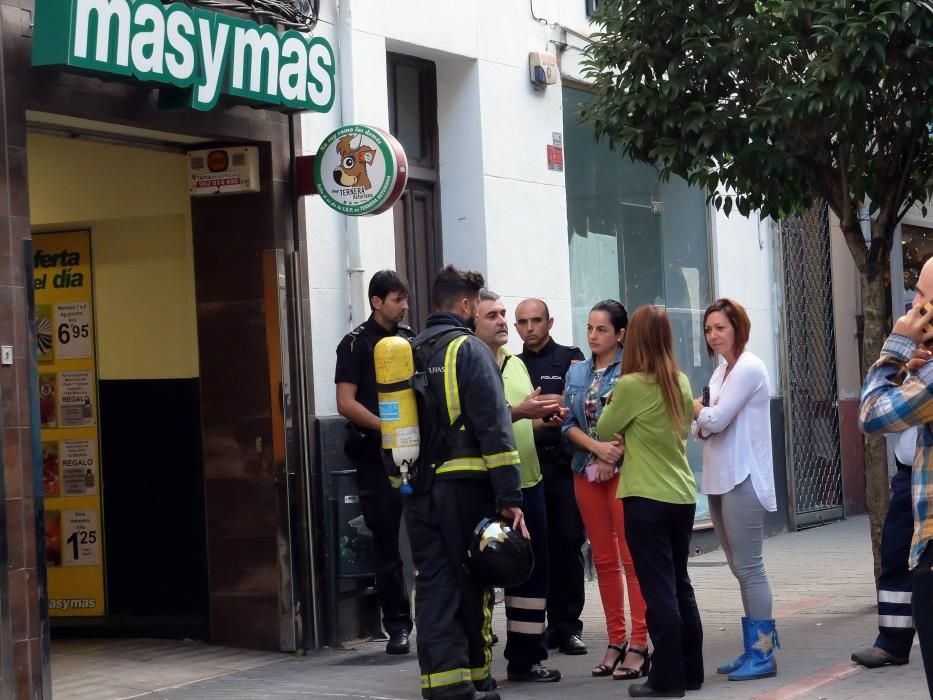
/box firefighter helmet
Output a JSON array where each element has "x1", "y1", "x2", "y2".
[{"x1": 464, "y1": 517, "x2": 534, "y2": 589}]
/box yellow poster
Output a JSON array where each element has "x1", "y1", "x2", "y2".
[{"x1": 34, "y1": 230, "x2": 105, "y2": 617}]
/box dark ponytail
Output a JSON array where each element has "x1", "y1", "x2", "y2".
[{"x1": 591, "y1": 299, "x2": 628, "y2": 345}]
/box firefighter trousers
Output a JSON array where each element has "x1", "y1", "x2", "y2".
[{"x1": 406, "y1": 479, "x2": 496, "y2": 699}]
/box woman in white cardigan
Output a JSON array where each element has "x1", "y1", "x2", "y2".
[{"x1": 692, "y1": 298, "x2": 778, "y2": 683}]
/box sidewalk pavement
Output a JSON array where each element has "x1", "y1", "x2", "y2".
[{"x1": 98, "y1": 515, "x2": 931, "y2": 699}]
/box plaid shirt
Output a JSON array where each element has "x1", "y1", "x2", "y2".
[{"x1": 859, "y1": 333, "x2": 933, "y2": 569}]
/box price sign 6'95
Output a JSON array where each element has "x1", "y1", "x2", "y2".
[{"x1": 54, "y1": 302, "x2": 92, "y2": 360}]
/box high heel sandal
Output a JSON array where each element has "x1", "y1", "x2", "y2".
[
  {"x1": 613, "y1": 646, "x2": 651, "y2": 680},
  {"x1": 592, "y1": 642, "x2": 628, "y2": 677}
]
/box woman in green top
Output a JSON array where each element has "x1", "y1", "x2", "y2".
[{"x1": 596, "y1": 305, "x2": 704, "y2": 698}]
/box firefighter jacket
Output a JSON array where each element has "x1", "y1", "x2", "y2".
[{"x1": 416, "y1": 312, "x2": 523, "y2": 511}]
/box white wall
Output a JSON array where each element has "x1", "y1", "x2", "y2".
[
  {"x1": 300, "y1": 1, "x2": 781, "y2": 411},
  {"x1": 712, "y1": 209, "x2": 782, "y2": 396},
  {"x1": 301, "y1": 0, "x2": 582, "y2": 413}
]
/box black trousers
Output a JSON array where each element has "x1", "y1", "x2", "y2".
[
  {"x1": 356, "y1": 461, "x2": 413, "y2": 636},
  {"x1": 406, "y1": 479, "x2": 496, "y2": 699},
  {"x1": 505, "y1": 481, "x2": 549, "y2": 670},
  {"x1": 541, "y1": 459, "x2": 586, "y2": 641},
  {"x1": 875, "y1": 465, "x2": 916, "y2": 657},
  {"x1": 624, "y1": 497, "x2": 704, "y2": 692},
  {"x1": 913, "y1": 542, "x2": 933, "y2": 698}
]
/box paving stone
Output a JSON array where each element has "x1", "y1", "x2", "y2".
[{"x1": 52, "y1": 515, "x2": 930, "y2": 699}]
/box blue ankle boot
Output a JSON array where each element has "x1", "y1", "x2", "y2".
[
  {"x1": 716, "y1": 617, "x2": 748, "y2": 674},
  {"x1": 728, "y1": 618, "x2": 779, "y2": 681}
]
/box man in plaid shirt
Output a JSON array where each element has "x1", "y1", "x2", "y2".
[{"x1": 860, "y1": 257, "x2": 933, "y2": 697}]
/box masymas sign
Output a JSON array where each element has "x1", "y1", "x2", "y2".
[{"x1": 32, "y1": 0, "x2": 336, "y2": 113}]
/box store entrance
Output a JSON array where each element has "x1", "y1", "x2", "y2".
[{"x1": 28, "y1": 126, "x2": 209, "y2": 637}]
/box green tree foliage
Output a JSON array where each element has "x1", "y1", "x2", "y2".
[
  {"x1": 582, "y1": 0, "x2": 932, "y2": 275},
  {"x1": 582, "y1": 0, "x2": 933, "y2": 579}
]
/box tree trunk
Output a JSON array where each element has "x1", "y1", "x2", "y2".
[{"x1": 859, "y1": 269, "x2": 890, "y2": 585}]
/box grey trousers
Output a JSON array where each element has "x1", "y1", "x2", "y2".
[{"x1": 708, "y1": 476, "x2": 773, "y2": 619}]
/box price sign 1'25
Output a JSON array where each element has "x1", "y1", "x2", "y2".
[{"x1": 66, "y1": 529, "x2": 97, "y2": 561}]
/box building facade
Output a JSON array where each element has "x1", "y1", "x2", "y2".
[
  {"x1": 0, "y1": 1, "x2": 859, "y2": 697},
  {"x1": 299, "y1": 0, "x2": 786, "y2": 544}
]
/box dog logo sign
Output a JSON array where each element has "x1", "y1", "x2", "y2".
[
  {"x1": 313, "y1": 125, "x2": 408, "y2": 216},
  {"x1": 334, "y1": 135, "x2": 378, "y2": 190}
]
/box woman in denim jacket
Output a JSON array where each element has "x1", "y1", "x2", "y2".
[{"x1": 562, "y1": 300, "x2": 648, "y2": 681}]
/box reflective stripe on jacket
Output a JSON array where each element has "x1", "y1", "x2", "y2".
[{"x1": 416, "y1": 312, "x2": 522, "y2": 510}]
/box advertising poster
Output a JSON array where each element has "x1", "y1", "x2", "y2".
[
  {"x1": 60, "y1": 440, "x2": 97, "y2": 496},
  {"x1": 36, "y1": 305, "x2": 53, "y2": 363},
  {"x1": 45, "y1": 510, "x2": 62, "y2": 568},
  {"x1": 42, "y1": 442, "x2": 60, "y2": 498},
  {"x1": 58, "y1": 370, "x2": 95, "y2": 427},
  {"x1": 34, "y1": 230, "x2": 105, "y2": 617},
  {"x1": 39, "y1": 373, "x2": 56, "y2": 428},
  {"x1": 62, "y1": 510, "x2": 100, "y2": 567},
  {"x1": 54, "y1": 302, "x2": 92, "y2": 360}
]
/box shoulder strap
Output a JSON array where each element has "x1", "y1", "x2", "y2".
[
  {"x1": 554, "y1": 344, "x2": 582, "y2": 364},
  {"x1": 345, "y1": 322, "x2": 369, "y2": 351},
  {"x1": 412, "y1": 328, "x2": 471, "y2": 369}
]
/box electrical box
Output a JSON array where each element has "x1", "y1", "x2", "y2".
[
  {"x1": 189, "y1": 146, "x2": 260, "y2": 196},
  {"x1": 529, "y1": 51, "x2": 558, "y2": 86}
]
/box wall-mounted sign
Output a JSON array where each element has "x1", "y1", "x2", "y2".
[
  {"x1": 32, "y1": 0, "x2": 336, "y2": 113},
  {"x1": 311, "y1": 125, "x2": 408, "y2": 216},
  {"x1": 189, "y1": 146, "x2": 261, "y2": 196},
  {"x1": 34, "y1": 230, "x2": 106, "y2": 618}
]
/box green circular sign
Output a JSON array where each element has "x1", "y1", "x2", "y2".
[{"x1": 312, "y1": 125, "x2": 408, "y2": 216}]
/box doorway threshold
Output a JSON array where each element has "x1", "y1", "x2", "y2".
[{"x1": 52, "y1": 638, "x2": 285, "y2": 699}]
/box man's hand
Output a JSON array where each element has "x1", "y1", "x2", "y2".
[
  {"x1": 513, "y1": 387, "x2": 562, "y2": 421},
  {"x1": 543, "y1": 407, "x2": 570, "y2": 426},
  {"x1": 907, "y1": 346, "x2": 933, "y2": 373},
  {"x1": 500, "y1": 506, "x2": 530, "y2": 539},
  {"x1": 893, "y1": 302, "x2": 933, "y2": 346},
  {"x1": 536, "y1": 393, "x2": 569, "y2": 426}
]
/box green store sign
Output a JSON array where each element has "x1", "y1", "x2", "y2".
[{"x1": 32, "y1": 0, "x2": 336, "y2": 113}]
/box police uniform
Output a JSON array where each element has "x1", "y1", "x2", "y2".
[
  {"x1": 334, "y1": 315, "x2": 414, "y2": 640},
  {"x1": 518, "y1": 338, "x2": 586, "y2": 648},
  {"x1": 406, "y1": 312, "x2": 522, "y2": 699}
]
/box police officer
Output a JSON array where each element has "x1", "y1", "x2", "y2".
[
  {"x1": 514, "y1": 298, "x2": 587, "y2": 656},
  {"x1": 852, "y1": 425, "x2": 917, "y2": 668},
  {"x1": 335, "y1": 270, "x2": 414, "y2": 655},
  {"x1": 407, "y1": 265, "x2": 526, "y2": 700}
]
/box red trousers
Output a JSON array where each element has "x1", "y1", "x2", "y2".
[{"x1": 574, "y1": 473, "x2": 648, "y2": 646}]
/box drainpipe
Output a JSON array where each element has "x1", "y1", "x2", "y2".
[{"x1": 337, "y1": 0, "x2": 366, "y2": 325}]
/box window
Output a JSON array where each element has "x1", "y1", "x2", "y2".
[
  {"x1": 585, "y1": 0, "x2": 602, "y2": 17},
  {"x1": 562, "y1": 86, "x2": 715, "y2": 519}
]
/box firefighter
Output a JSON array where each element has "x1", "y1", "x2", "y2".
[{"x1": 406, "y1": 265, "x2": 526, "y2": 700}]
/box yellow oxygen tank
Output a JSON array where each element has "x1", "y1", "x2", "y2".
[{"x1": 374, "y1": 336, "x2": 420, "y2": 494}]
